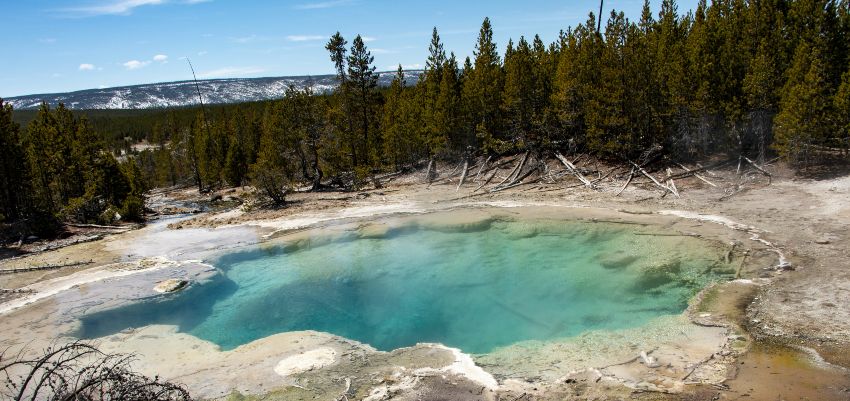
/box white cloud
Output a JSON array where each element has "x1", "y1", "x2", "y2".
[
  {"x1": 230, "y1": 34, "x2": 265, "y2": 44},
  {"x1": 294, "y1": 0, "x2": 353, "y2": 10},
  {"x1": 286, "y1": 35, "x2": 324, "y2": 42},
  {"x1": 39, "y1": 38, "x2": 57, "y2": 44},
  {"x1": 79, "y1": 63, "x2": 96, "y2": 71},
  {"x1": 153, "y1": 54, "x2": 168, "y2": 62},
  {"x1": 197, "y1": 50, "x2": 208, "y2": 56},
  {"x1": 370, "y1": 48, "x2": 393, "y2": 54},
  {"x1": 62, "y1": 0, "x2": 164, "y2": 16},
  {"x1": 361, "y1": 36, "x2": 376, "y2": 42},
  {"x1": 123, "y1": 59, "x2": 151, "y2": 70},
  {"x1": 197, "y1": 66, "x2": 266, "y2": 79},
  {"x1": 58, "y1": 0, "x2": 209, "y2": 17}
]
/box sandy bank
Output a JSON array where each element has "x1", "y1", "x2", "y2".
[{"x1": 1, "y1": 163, "x2": 849, "y2": 400}]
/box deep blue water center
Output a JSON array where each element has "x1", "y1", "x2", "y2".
[{"x1": 78, "y1": 218, "x2": 725, "y2": 354}]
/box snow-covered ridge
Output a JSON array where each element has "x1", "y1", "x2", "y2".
[{"x1": 6, "y1": 70, "x2": 423, "y2": 110}]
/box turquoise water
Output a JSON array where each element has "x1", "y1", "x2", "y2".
[{"x1": 78, "y1": 218, "x2": 729, "y2": 353}]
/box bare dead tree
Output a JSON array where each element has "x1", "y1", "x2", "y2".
[{"x1": 1, "y1": 342, "x2": 192, "y2": 401}]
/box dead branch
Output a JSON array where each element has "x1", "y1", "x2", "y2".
[
  {"x1": 591, "y1": 166, "x2": 618, "y2": 184},
  {"x1": 681, "y1": 353, "x2": 716, "y2": 381},
  {"x1": 1, "y1": 342, "x2": 192, "y2": 401},
  {"x1": 473, "y1": 168, "x2": 499, "y2": 193},
  {"x1": 673, "y1": 162, "x2": 717, "y2": 187},
  {"x1": 743, "y1": 156, "x2": 772, "y2": 184},
  {"x1": 735, "y1": 249, "x2": 750, "y2": 279},
  {"x1": 616, "y1": 167, "x2": 635, "y2": 196},
  {"x1": 473, "y1": 156, "x2": 491, "y2": 182}
]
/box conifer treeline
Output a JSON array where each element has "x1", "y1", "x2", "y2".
[
  {"x1": 3, "y1": 0, "x2": 850, "y2": 222},
  {"x1": 167, "y1": 0, "x2": 849, "y2": 201},
  {"x1": 0, "y1": 101, "x2": 146, "y2": 235}
]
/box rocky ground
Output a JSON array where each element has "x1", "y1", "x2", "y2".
[{"x1": 1, "y1": 157, "x2": 849, "y2": 400}]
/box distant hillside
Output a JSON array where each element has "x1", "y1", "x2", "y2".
[{"x1": 5, "y1": 70, "x2": 423, "y2": 110}]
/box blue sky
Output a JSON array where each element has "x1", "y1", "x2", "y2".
[{"x1": 1, "y1": 0, "x2": 699, "y2": 97}]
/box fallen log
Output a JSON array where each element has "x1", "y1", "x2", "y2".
[
  {"x1": 66, "y1": 223, "x2": 127, "y2": 230},
  {"x1": 667, "y1": 159, "x2": 732, "y2": 180},
  {"x1": 555, "y1": 153, "x2": 593, "y2": 187},
  {"x1": 493, "y1": 152, "x2": 528, "y2": 190},
  {"x1": 490, "y1": 166, "x2": 539, "y2": 193},
  {"x1": 509, "y1": 151, "x2": 530, "y2": 184},
  {"x1": 0, "y1": 260, "x2": 94, "y2": 275},
  {"x1": 629, "y1": 160, "x2": 677, "y2": 197},
  {"x1": 634, "y1": 232, "x2": 700, "y2": 237}
]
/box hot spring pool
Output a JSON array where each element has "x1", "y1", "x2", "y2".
[{"x1": 78, "y1": 215, "x2": 732, "y2": 354}]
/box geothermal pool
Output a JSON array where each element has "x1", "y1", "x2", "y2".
[{"x1": 78, "y1": 216, "x2": 731, "y2": 354}]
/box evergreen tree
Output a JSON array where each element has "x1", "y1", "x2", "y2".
[
  {"x1": 434, "y1": 53, "x2": 461, "y2": 153},
  {"x1": 833, "y1": 64, "x2": 850, "y2": 149},
  {"x1": 774, "y1": 42, "x2": 834, "y2": 163},
  {"x1": 0, "y1": 99, "x2": 29, "y2": 223},
  {"x1": 382, "y1": 66, "x2": 411, "y2": 168},
  {"x1": 422, "y1": 28, "x2": 447, "y2": 157},
  {"x1": 586, "y1": 11, "x2": 631, "y2": 155},
  {"x1": 346, "y1": 34, "x2": 379, "y2": 168},
  {"x1": 463, "y1": 17, "x2": 505, "y2": 153},
  {"x1": 325, "y1": 32, "x2": 358, "y2": 168},
  {"x1": 626, "y1": 2, "x2": 663, "y2": 152},
  {"x1": 502, "y1": 36, "x2": 536, "y2": 149}
]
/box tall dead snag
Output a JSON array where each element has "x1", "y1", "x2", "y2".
[
  {"x1": 424, "y1": 159, "x2": 433, "y2": 183},
  {"x1": 665, "y1": 168, "x2": 680, "y2": 198},
  {"x1": 456, "y1": 158, "x2": 470, "y2": 191},
  {"x1": 555, "y1": 153, "x2": 593, "y2": 188}
]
